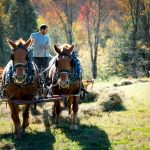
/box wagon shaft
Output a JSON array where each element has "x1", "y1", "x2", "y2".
[{"x1": 0, "y1": 94, "x2": 80, "y2": 105}]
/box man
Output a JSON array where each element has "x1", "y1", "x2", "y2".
[{"x1": 30, "y1": 24, "x2": 52, "y2": 77}]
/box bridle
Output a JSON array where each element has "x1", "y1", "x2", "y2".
[
  {"x1": 55, "y1": 53, "x2": 73, "y2": 78},
  {"x1": 10, "y1": 45, "x2": 31, "y2": 85},
  {"x1": 54, "y1": 53, "x2": 74, "y2": 89},
  {"x1": 11, "y1": 45, "x2": 28, "y2": 66}
]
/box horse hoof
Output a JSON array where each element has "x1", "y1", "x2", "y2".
[{"x1": 70, "y1": 124, "x2": 78, "y2": 130}]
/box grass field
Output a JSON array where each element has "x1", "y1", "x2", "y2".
[{"x1": 0, "y1": 79, "x2": 150, "y2": 150}]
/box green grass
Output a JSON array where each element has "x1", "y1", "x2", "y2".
[{"x1": 0, "y1": 79, "x2": 150, "y2": 150}]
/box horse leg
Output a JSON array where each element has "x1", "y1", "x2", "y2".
[
  {"x1": 54, "y1": 101, "x2": 61, "y2": 127},
  {"x1": 9, "y1": 104, "x2": 21, "y2": 138},
  {"x1": 22, "y1": 104, "x2": 30, "y2": 134},
  {"x1": 70, "y1": 96, "x2": 79, "y2": 130},
  {"x1": 52, "y1": 105, "x2": 55, "y2": 117},
  {"x1": 66, "y1": 97, "x2": 73, "y2": 123},
  {"x1": 67, "y1": 96, "x2": 72, "y2": 116}
]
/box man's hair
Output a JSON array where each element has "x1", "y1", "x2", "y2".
[{"x1": 40, "y1": 24, "x2": 48, "y2": 30}]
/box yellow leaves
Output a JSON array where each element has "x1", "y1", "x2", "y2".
[
  {"x1": 0, "y1": 3, "x2": 4, "y2": 17},
  {"x1": 109, "y1": 19, "x2": 121, "y2": 33},
  {"x1": 73, "y1": 21, "x2": 82, "y2": 31},
  {"x1": 116, "y1": 0, "x2": 129, "y2": 14},
  {"x1": 37, "y1": 16, "x2": 47, "y2": 27},
  {"x1": 105, "y1": 39, "x2": 117, "y2": 50},
  {"x1": 0, "y1": 3, "x2": 9, "y2": 22},
  {"x1": 73, "y1": 21, "x2": 87, "y2": 43},
  {"x1": 137, "y1": 41, "x2": 150, "y2": 51},
  {"x1": 121, "y1": 15, "x2": 130, "y2": 22}
]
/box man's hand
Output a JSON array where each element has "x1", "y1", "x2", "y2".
[
  {"x1": 45, "y1": 44, "x2": 50, "y2": 50},
  {"x1": 30, "y1": 39, "x2": 35, "y2": 45}
]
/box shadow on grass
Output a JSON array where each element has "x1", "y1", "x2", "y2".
[
  {"x1": 59, "y1": 117, "x2": 111, "y2": 150},
  {"x1": 0, "y1": 109, "x2": 55, "y2": 150},
  {"x1": 0, "y1": 130, "x2": 55, "y2": 150}
]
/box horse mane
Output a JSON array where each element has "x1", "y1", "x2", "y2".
[
  {"x1": 59, "y1": 44, "x2": 72, "y2": 52},
  {"x1": 15, "y1": 38, "x2": 26, "y2": 46}
]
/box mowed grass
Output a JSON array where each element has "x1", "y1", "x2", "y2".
[{"x1": 0, "y1": 79, "x2": 150, "y2": 150}]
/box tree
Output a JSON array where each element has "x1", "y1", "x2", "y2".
[
  {"x1": 55, "y1": 0, "x2": 74, "y2": 44},
  {"x1": 128, "y1": 0, "x2": 140, "y2": 78},
  {"x1": 0, "y1": 0, "x2": 14, "y2": 65},
  {"x1": 48, "y1": 0, "x2": 82, "y2": 44},
  {"x1": 32, "y1": 0, "x2": 82, "y2": 44},
  {"x1": 0, "y1": 2, "x2": 5, "y2": 55},
  {"x1": 9, "y1": 0, "x2": 37, "y2": 40},
  {"x1": 78, "y1": 0, "x2": 102, "y2": 79},
  {"x1": 139, "y1": 0, "x2": 150, "y2": 48},
  {"x1": 113, "y1": 0, "x2": 150, "y2": 78},
  {"x1": 138, "y1": 0, "x2": 150, "y2": 77}
]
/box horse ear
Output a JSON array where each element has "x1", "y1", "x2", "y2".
[
  {"x1": 24, "y1": 38, "x2": 32, "y2": 48},
  {"x1": 54, "y1": 45, "x2": 61, "y2": 54},
  {"x1": 68, "y1": 44, "x2": 74, "y2": 53},
  {"x1": 6, "y1": 38, "x2": 17, "y2": 49}
]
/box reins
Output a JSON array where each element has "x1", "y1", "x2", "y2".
[{"x1": 37, "y1": 64, "x2": 52, "y2": 76}]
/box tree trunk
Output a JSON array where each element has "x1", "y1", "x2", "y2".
[
  {"x1": 129, "y1": 0, "x2": 140, "y2": 78},
  {"x1": 131, "y1": 28, "x2": 138, "y2": 78},
  {"x1": 92, "y1": 59, "x2": 97, "y2": 79},
  {"x1": 65, "y1": 26, "x2": 73, "y2": 44},
  {"x1": 85, "y1": 0, "x2": 101, "y2": 79}
]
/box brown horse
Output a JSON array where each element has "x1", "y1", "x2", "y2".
[
  {"x1": 49, "y1": 44, "x2": 81, "y2": 130},
  {"x1": 2, "y1": 38, "x2": 40, "y2": 138}
]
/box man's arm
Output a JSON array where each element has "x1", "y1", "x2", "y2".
[
  {"x1": 30, "y1": 33, "x2": 35, "y2": 45},
  {"x1": 45, "y1": 36, "x2": 51, "y2": 50}
]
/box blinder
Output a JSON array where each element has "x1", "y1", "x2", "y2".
[{"x1": 10, "y1": 44, "x2": 29, "y2": 71}]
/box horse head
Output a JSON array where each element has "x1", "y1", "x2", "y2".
[
  {"x1": 7, "y1": 38, "x2": 32, "y2": 84},
  {"x1": 54, "y1": 44, "x2": 74, "y2": 89}
]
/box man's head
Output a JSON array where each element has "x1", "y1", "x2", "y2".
[{"x1": 40, "y1": 24, "x2": 48, "y2": 35}]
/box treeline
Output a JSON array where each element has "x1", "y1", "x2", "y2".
[
  {"x1": 0, "y1": 0, "x2": 150, "y2": 79},
  {"x1": 0, "y1": 0, "x2": 37, "y2": 65},
  {"x1": 30, "y1": 0, "x2": 150, "y2": 79}
]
